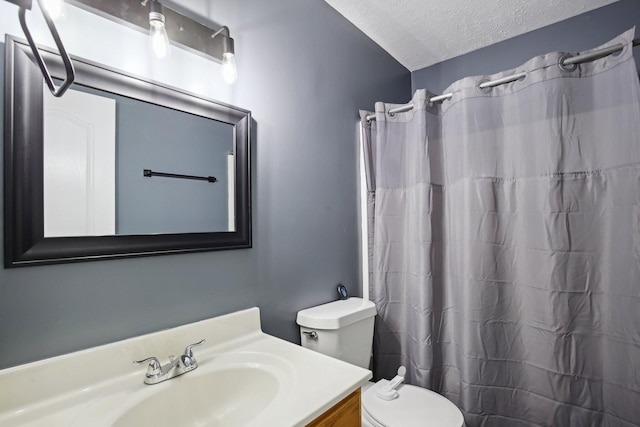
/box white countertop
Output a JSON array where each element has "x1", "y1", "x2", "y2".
[{"x1": 0, "y1": 308, "x2": 371, "y2": 426}]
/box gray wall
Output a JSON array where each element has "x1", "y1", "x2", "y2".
[
  {"x1": 0, "y1": 0, "x2": 410, "y2": 368},
  {"x1": 412, "y1": 0, "x2": 640, "y2": 94}
]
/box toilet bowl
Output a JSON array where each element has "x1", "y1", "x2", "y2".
[
  {"x1": 361, "y1": 380, "x2": 464, "y2": 427},
  {"x1": 296, "y1": 298, "x2": 464, "y2": 427}
]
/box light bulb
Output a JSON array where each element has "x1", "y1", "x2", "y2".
[
  {"x1": 221, "y1": 52, "x2": 237, "y2": 84},
  {"x1": 40, "y1": 0, "x2": 66, "y2": 21},
  {"x1": 149, "y1": 19, "x2": 170, "y2": 59}
]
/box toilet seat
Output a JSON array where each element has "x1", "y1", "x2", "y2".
[{"x1": 362, "y1": 379, "x2": 465, "y2": 427}]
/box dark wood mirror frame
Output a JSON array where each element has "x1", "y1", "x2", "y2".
[{"x1": 4, "y1": 36, "x2": 251, "y2": 267}]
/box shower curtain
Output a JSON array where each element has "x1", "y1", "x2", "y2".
[{"x1": 361, "y1": 29, "x2": 640, "y2": 427}]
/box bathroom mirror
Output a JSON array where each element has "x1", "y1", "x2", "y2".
[{"x1": 4, "y1": 36, "x2": 251, "y2": 267}]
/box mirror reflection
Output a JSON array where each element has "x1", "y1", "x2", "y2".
[
  {"x1": 5, "y1": 36, "x2": 251, "y2": 267},
  {"x1": 43, "y1": 85, "x2": 235, "y2": 237}
]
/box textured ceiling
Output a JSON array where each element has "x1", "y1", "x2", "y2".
[{"x1": 324, "y1": 0, "x2": 621, "y2": 71}]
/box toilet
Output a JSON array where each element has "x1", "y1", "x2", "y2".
[{"x1": 297, "y1": 297, "x2": 465, "y2": 427}]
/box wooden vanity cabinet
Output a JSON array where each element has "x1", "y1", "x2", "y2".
[{"x1": 307, "y1": 388, "x2": 361, "y2": 427}]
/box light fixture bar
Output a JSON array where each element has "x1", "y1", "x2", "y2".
[
  {"x1": 65, "y1": 0, "x2": 229, "y2": 62},
  {"x1": 8, "y1": 0, "x2": 76, "y2": 96}
]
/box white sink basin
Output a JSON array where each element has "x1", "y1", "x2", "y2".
[
  {"x1": 113, "y1": 368, "x2": 277, "y2": 427},
  {"x1": 0, "y1": 308, "x2": 371, "y2": 427},
  {"x1": 71, "y1": 352, "x2": 294, "y2": 427}
]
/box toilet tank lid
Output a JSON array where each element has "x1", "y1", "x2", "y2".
[{"x1": 296, "y1": 298, "x2": 377, "y2": 330}]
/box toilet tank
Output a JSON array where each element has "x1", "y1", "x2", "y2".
[{"x1": 296, "y1": 298, "x2": 376, "y2": 369}]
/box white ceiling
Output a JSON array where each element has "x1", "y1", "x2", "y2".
[{"x1": 324, "y1": 0, "x2": 621, "y2": 71}]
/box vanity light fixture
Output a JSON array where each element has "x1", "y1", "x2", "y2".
[
  {"x1": 65, "y1": 0, "x2": 239, "y2": 84},
  {"x1": 146, "y1": 0, "x2": 170, "y2": 59},
  {"x1": 211, "y1": 26, "x2": 237, "y2": 84}
]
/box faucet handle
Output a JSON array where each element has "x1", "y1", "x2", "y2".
[
  {"x1": 133, "y1": 356, "x2": 162, "y2": 377},
  {"x1": 183, "y1": 339, "x2": 206, "y2": 358},
  {"x1": 180, "y1": 339, "x2": 205, "y2": 369}
]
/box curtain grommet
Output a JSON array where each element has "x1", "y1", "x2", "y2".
[
  {"x1": 516, "y1": 71, "x2": 527, "y2": 83},
  {"x1": 476, "y1": 79, "x2": 493, "y2": 94},
  {"x1": 425, "y1": 92, "x2": 436, "y2": 108},
  {"x1": 610, "y1": 43, "x2": 626, "y2": 59},
  {"x1": 558, "y1": 53, "x2": 578, "y2": 72}
]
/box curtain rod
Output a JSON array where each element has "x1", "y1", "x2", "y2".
[{"x1": 365, "y1": 38, "x2": 640, "y2": 122}]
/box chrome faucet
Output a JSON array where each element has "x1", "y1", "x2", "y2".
[{"x1": 133, "y1": 339, "x2": 205, "y2": 385}]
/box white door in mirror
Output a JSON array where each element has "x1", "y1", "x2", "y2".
[{"x1": 43, "y1": 87, "x2": 116, "y2": 237}]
